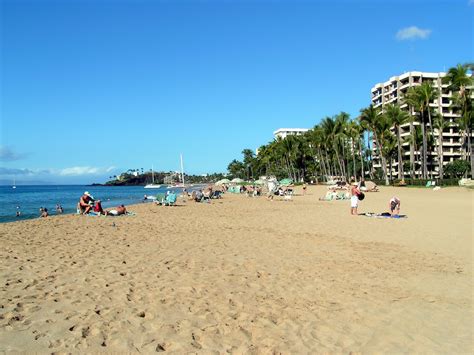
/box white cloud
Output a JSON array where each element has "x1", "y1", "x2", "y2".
[
  {"x1": 59, "y1": 166, "x2": 116, "y2": 176},
  {"x1": 396, "y1": 26, "x2": 432, "y2": 41}
]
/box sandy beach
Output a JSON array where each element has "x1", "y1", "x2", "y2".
[{"x1": 0, "y1": 185, "x2": 472, "y2": 353}]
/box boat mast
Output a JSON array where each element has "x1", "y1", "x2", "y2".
[{"x1": 180, "y1": 154, "x2": 184, "y2": 185}]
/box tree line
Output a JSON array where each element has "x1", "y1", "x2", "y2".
[{"x1": 228, "y1": 64, "x2": 473, "y2": 185}]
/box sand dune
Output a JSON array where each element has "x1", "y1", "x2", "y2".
[{"x1": 0, "y1": 186, "x2": 472, "y2": 353}]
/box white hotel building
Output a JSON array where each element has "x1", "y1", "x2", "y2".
[
  {"x1": 371, "y1": 71, "x2": 473, "y2": 177},
  {"x1": 273, "y1": 128, "x2": 309, "y2": 140}
]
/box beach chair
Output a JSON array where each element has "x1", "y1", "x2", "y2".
[
  {"x1": 365, "y1": 181, "x2": 379, "y2": 192},
  {"x1": 163, "y1": 193, "x2": 177, "y2": 206},
  {"x1": 154, "y1": 193, "x2": 166, "y2": 205},
  {"x1": 336, "y1": 191, "x2": 349, "y2": 200}
]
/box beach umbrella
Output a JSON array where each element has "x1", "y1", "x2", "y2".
[
  {"x1": 279, "y1": 178, "x2": 293, "y2": 186},
  {"x1": 231, "y1": 178, "x2": 244, "y2": 183}
]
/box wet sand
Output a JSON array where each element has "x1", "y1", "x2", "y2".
[{"x1": 0, "y1": 185, "x2": 472, "y2": 353}]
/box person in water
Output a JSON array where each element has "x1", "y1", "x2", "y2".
[
  {"x1": 78, "y1": 192, "x2": 94, "y2": 214},
  {"x1": 40, "y1": 208, "x2": 49, "y2": 218}
]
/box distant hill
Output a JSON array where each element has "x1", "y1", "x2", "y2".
[{"x1": 101, "y1": 171, "x2": 226, "y2": 186}]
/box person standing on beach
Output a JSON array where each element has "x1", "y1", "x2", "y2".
[
  {"x1": 302, "y1": 182, "x2": 307, "y2": 195},
  {"x1": 350, "y1": 183, "x2": 361, "y2": 215}
]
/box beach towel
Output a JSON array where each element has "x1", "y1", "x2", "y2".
[
  {"x1": 106, "y1": 211, "x2": 136, "y2": 217},
  {"x1": 360, "y1": 212, "x2": 407, "y2": 219}
]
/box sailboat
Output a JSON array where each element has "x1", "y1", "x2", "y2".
[
  {"x1": 167, "y1": 154, "x2": 186, "y2": 189},
  {"x1": 144, "y1": 165, "x2": 161, "y2": 189}
]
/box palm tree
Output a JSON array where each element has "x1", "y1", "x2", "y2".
[
  {"x1": 375, "y1": 114, "x2": 394, "y2": 185},
  {"x1": 443, "y1": 63, "x2": 474, "y2": 177},
  {"x1": 355, "y1": 121, "x2": 366, "y2": 180},
  {"x1": 417, "y1": 82, "x2": 439, "y2": 178},
  {"x1": 334, "y1": 112, "x2": 351, "y2": 180},
  {"x1": 241, "y1": 149, "x2": 255, "y2": 180},
  {"x1": 307, "y1": 126, "x2": 329, "y2": 180},
  {"x1": 347, "y1": 120, "x2": 364, "y2": 180},
  {"x1": 403, "y1": 84, "x2": 434, "y2": 178},
  {"x1": 433, "y1": 112, "x2": 449, "y2": 180},
  {"x1": 360, "y1": 105, "x2": 386, "y2": 182},
  {"x1": 321, "y1": 117, "x2": 344, "y2": 177},
  {"x1": 382, "y1": 133, "x2": 397, "y2": 181},
  {"x1": 384, "y1": 104, "x2": 410, "y2": 180},
  {"x1": 403, "y1": 87, "x2": 420, "y2": 179}
]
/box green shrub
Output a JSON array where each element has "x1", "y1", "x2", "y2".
[{"x1": 444, "y1": 160, "x2": 470, "y2": 178}]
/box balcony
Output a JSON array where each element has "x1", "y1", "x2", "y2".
[{"x1": 399, "y1": 82, "x2": 411, "y2": 90}]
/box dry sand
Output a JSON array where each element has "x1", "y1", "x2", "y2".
[{"x1": 0, "y1": 186, "x2": 472, "y2": 353}]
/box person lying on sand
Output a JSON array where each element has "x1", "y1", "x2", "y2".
[
  {"x1": 319, "y1": 189, "x2": 337, "y2": 201},
  {"x1": 106, "y1": 204, "x2": 127, "y2": 216},
  {"x1": 389, "y1": 197, "x2": 401, "y2": 216}
]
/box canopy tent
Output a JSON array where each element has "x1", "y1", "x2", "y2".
[
  {"x1": 228, "y1": 186, "x2": 241, "y2": 193},
  {"x1": 279, "y1": 178, "x2": 293, "y2": 186},
  {"x1": 215, "y1": 178, "x2": 230, "y2": 185},
  {"x1": 231, "y1": 178, "x2": 244, "y2": 183}
]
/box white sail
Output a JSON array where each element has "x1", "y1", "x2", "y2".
[{"x1": 144, "y1": 164, "x2": 161, "y2": 189}]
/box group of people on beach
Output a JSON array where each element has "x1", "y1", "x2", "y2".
[
  {"x1": 190, "y1": 186, "x2": 223, "y2": 202},
  {"x1": 77, "y1": 191, "x2": 127, "y2": 216},
  {"x1": 348, "y1": 181, "x2": 400, "y2": 216},
  {"x1": 30, "y1": 182, "x2": 402, "y2": 219}
]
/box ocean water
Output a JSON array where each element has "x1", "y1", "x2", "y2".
[{"x1": 0, "y1": 185, "x2": 190, "y2": 223}]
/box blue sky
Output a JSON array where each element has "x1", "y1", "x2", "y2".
[{"x1": 1, "y1": 0, "x2": 472, "y2": 184}]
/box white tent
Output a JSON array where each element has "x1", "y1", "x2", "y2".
[
  {"x1": 231, "y1": 178, "x2": 244, "y2": 183},
  {"x1": 215, "y1": 178, "x2": 231, "y2": 185}
]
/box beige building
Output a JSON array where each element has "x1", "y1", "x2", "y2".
[{"x1": 371, "y1": 71, "x2": 472, "y2": 177}]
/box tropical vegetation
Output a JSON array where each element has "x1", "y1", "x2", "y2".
[{"x1": 227, "y1": 63, "x2": 473, "y2": 185}]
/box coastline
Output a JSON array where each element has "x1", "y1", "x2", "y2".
[
  {"x1": 0, "y1": 185, "x2": 206, "y2": 224},
  {"x1": 0, "y1": 185, "x2": 472, "y2": 352}
]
